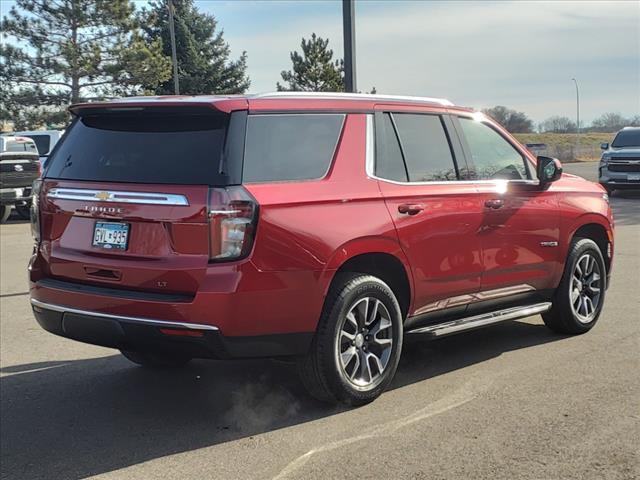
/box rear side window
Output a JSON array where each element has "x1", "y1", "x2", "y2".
[
  {"x1": 458, "y1": 118, "x2": 529, "y2": 180},
  {"x1": 25, "y1": 135, "x2": 51, "y2": 155},
  {"x1": 243, "y1": 114, "x2": 344, "y2": 183},
  {"x1": 392, "y1": 114, "x2": 457, "y2": 182},
  {"x1": 45, "y1": 112, "x2": 232, "y2": 185}
]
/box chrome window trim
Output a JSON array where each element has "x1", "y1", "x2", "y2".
[
  {"x1": 47, "y1": 188, "x2": 189, "y2": 206},
  {"x1": 243, "y1": 113, "x2": 346, "y2": 184},
  {"x1": 366, "y1": 114, "x2": 541, "y2": 187},
  {"x1": 30, "y1": 298, "x2": 218, "y2": 331}
]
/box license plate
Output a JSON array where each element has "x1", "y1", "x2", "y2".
[
  {"x1": 627, "y1": 173, "x2": 640, "y2": 181},
  {"x1": 93, "y1": 222, "x2": 129, "y2": 250}
]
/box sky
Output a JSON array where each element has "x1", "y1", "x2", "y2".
[
  {"x1": 193, "y1": 0, "x2": 639, "y2": 125},
  {"x1": 2, "y1": 0, "x2": 639, "y2": 125}
]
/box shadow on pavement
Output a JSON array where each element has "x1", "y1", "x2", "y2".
[{"x1": 1, "y1": 320, "x2": 564, "y2": 480}]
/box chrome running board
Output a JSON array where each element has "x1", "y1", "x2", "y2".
[{"x1": 406, "y1": 302, "x2": 552, "y2": 337}]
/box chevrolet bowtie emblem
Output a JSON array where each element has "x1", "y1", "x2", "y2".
[{"x1": 95, "y1": 191, "x2": 111, "y2": 201}]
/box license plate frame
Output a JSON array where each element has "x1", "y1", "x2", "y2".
[{"x1": 92, "y1": 222, "x2": 130, "y2": 250}]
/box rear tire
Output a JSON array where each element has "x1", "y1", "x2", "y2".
[
  {"x1": 0, "y1": 206, "x2": 11, "y2": 223},
  {"x1": 120, "y1": 349, "x2": 192, "y2": 368},
  {"x1": 543, "y1": 238, "x2": 606, "y2": 334},
  {"x1": 297, "y1": 273, "x2": 403, "y2": 406}
]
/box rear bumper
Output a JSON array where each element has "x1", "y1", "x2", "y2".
[{"x1": 31, "y1": 298, "x2": 313, "y2": 359}]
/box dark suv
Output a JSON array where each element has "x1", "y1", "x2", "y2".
[
  {"x1": 29, "y1": 93, "x2": 614, "y2": 405},
  {"x1": 599, "y1": 126, "x2": 640, "y2": 194}
]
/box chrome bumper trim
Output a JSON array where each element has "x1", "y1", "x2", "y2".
[
  {"x1": 407, "y1": 302, "x2": 552, "y2": 337},
  {"x1": 30, "y1": 298, "x2": 218, "y2": 331}
]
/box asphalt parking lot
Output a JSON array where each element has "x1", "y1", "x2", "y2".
[{"x1": 1, "y1": 162, "x2": 638, "y2": 480}]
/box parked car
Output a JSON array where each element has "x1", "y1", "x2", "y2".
[
  {"x1": 0, "y1": 136, "x2": 41, "y2": 222},
  {"x1": 29, "y1": 93, "x2": 614, "y2": 405},
  {"x1": 4, "y1": 130, "x2": 64, "y2": 167},
  {"x1": 599, "y1": 126, "x2": 640, "y2": 194}
]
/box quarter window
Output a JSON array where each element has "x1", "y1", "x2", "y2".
[
  {"x1": 458, "y1": 118, "x2": 529, "y2": 180},
  {"x1": 243, "y1": 114, "x2": 344, "y2": 183}
]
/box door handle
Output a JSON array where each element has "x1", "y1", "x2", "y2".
[
  {"x1": 484, "y1": 199, "x2": 505, "y2": 210},
  {"x1": 398, "y1": 204, "x2": 425, "y2": 215}
]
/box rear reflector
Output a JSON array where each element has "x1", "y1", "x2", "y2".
[{"x1": 159, "y1": 328, "x2": 205, "y2": 338}]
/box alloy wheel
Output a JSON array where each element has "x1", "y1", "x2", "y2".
[
  {"x1": 336, "y1": 297, "x2": 394, "y2": 388},
  {"x1": 570, "y1": 253, "x2": 602, "y2": 324}
]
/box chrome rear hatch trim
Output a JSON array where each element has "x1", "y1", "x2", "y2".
[{"x1": 47, "y1": 188, "x2": 189, "y2": 206}]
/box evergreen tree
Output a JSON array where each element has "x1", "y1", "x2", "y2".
[
  {"x1": 1, "y1": 0, "x2": 171, "y2": 129},
  {"x1": 140, "y1": 0, "x2": 250, "y2": 95},
  {"x1": 277, "y1": 34, "x2": 344, "y2": 92}
]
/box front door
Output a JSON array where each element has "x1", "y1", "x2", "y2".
[
  {"x1": 372, "y1": 110, "x2": 484, "y2": 319},
  {"x1": 453, "y1": 114, "x2": 561, "y2": 299}
]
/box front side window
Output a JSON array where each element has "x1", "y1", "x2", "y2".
[
  {"x1": 458, "y1": 117, "x2": 529, "y2": 180},
  {"x1": 243, "y1": 114, "x2": 344, "y2": 183}
]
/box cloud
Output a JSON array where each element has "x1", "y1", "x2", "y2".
[{"x1": 211, "y1": 0, "x2": 639, "y2": 123}]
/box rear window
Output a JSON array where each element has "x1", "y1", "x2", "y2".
[
  {"x1": 3, "y1": 140, "x2": 38, "y2": 153},
  {"x1": 243, "y1": 114, "x2": 344, "y2": 183},
  {"x1": 45, "y1": 112, "x2": 232, "y2": 185},
  {"x1": 612, "y1": 130, "x2": 640, "y2": 148}
]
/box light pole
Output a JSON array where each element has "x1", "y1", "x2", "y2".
[
  {"x1": 572, "y1": 78, "x2": 580, "y2": 160},
  {"x1": 342, "y1": 0, "x2": 357, "y2": 93},
  {"x1": 167, "y1": 0, "x2": 180, "y2": 95}
]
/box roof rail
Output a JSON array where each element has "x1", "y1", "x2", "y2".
[{"x1": 251, "y1": 91, "x2": 454, "y2": 106}]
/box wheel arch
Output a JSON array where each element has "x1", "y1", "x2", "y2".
[
  {"x1": 569, "y1": 219, "x2": 613, "y2": 274},
  {"x1": 323, "y1": 238, "x2": 413, "y2": 320}
]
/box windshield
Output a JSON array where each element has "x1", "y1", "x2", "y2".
[
  {"x1": 45, "y1": 112, "x2": 234, "y2": 185},
  {"x1": 612, "y1": 130, "x2": 640, "y2": 148}
]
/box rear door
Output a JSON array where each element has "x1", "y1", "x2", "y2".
[
  {"x1": 40, "y1": 107, "x2": 244, "y2": 296},
  {"x1": 373, "y1": 108, "x2": 484, "y2": 320},
  {"x1": 452, "y1": 114, "x2": 561, "y2": 297}
]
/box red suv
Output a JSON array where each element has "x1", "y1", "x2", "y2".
[{"x1": 29, "y1": 93, "x2": 614, "y2": 405}]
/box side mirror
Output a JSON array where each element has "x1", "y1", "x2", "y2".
[
  {"x1": 536, "y1": 156, "x2": 563, "y2": 185},
  {"x1": 600, "y1": 142, "x2": 609, "y2": 150}
]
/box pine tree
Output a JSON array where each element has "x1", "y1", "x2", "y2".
[
  {"x1": 1, "y1": 0, "x2": 171, "y2": 129},
  {"x1": 139, "y1": 0, "x2": 250, "y2": 95},
  {"x1": 277, "y1": 34, "x2": 345, "y2": 92}
]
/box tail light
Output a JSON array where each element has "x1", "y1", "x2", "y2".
[
  {"x1": 30, "y1": 179, "x2": 42, "y2": 242},
  {"x1": 208, "y1": 186, "x2": 258, "y2": 261}
]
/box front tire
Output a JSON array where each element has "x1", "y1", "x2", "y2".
[
  {"x1": 543, "y1": 238, "x2": 607, "y2": 334},
  {"x1": 120, "y1": 349, "x2": 192, "y2": 368},
  {"x1": 297, "y1": 273, "x2": 403, "y2": 406}
]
